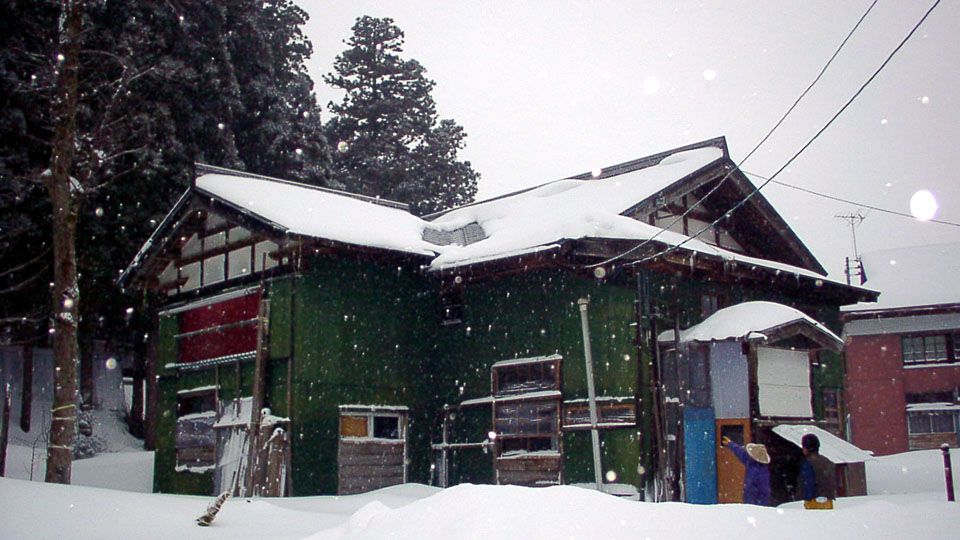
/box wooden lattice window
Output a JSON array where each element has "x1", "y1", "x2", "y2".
[{"x1": 175, "y1": 388, "x2": 217, "y2": 470}]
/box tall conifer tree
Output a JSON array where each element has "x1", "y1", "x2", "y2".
[{"x1": 325, "y1": 16, "x2": 478, "y2": 214}]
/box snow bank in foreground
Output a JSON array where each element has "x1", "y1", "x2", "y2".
[
  {"x1": 3, "y1": 477, "x2": 957, "y2": 540},
  {"x1": 307, "y1": 483, "x2": 960, "y2": 540},
  {"x1": 1, "y1": 449, "x2": 958, "y2": 540}
]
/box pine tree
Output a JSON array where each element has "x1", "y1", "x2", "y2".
[
  {"x1": 0, "y1": 0, "x2": 334, "y2": 470},
  {"x1": 324, "y1": 16, "x2": 478, "y2": 214},
  {"x1": 226, "y1": 0, "x2": 331, "y2": 184}
]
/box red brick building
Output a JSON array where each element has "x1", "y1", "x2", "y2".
[{"x1": 842, "y1": 243, "x2": 960, "y2": 456}]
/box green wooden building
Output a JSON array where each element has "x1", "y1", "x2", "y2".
[{"x1": 120, "y1": 137, "x2": 875, "y2": 501}]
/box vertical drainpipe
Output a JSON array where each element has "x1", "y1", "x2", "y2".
[
  {"x1": 577, "y1": 297, "x2": 604, "y2": 492},
  {"x1": 633, "y1": 272, "x2": 646, "y2": 499},
  {"x1": 644, "y1": 273, "x2": 668, "y2": 502},
  {"x1": 672, "y1": 286, "x2": 684, "y2": 502},
  {"x1": 286, "y1": 251, "x2": 298, "y2": 497}
]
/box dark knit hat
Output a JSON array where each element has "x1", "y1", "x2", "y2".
[{"x1": 802, "y1": 433, "x2": 820, "y2": 453}]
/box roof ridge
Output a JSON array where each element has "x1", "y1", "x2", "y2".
[
  {"x1": 421, "y1": 136, "x2": 729, "y2": 221},
  {"x1": 194, "y1": 163, "x2": 411, "y2": 212},
  {"x1": 567, "y1": 136, "x2": 729, "y2": 180}
]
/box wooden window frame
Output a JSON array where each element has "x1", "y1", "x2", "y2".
[
  {"x1": 902, "y1": 333, "x2": 958, "y2": 366},
  {"x1": 562, "y1": 398, "x2": 637, "y2": 430},
  {"x1": 907, "y1": 410, "x2": 959, "y2": 435},
  {"x1": 339, "y1": 408, "x2": 407, "y2": 441},
  {"x1": 175, "y1": 388, "x2": 218, "y2": 470}
]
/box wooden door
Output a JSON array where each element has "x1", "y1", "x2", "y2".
[{"x1": 715, "y1": 419, "x2": 750, "y2": 503}]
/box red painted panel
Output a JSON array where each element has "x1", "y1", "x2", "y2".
[{"x1": 179, "y1": 292, "x2": 261, "y2": 363}]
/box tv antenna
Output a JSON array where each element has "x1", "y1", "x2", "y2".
[{"x1": 836, "y1": 211, "x2": 866, "y2": 285}]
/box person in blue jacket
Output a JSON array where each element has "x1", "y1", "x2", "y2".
[{"x1": 721, "y1": 436, "x2": 771, "y2": 506}]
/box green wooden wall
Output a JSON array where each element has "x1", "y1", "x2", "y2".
[{"x1": 151, "y1": 255, "x2": 847, "y2": 497}]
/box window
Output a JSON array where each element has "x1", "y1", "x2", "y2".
[
  {"x1": 439, "y1": 287, "x2": 464, "y2": 326},
  {"x1": 159, "y1": 215, "x2": 284, "y2": 295},
  {"x1": 493, "y1": 356, "x2": 561, "y2": 396},
  {"x1": 175, "y1": 389, "x2": 217, "y2": 470},
  {"x1": 563, "y1": 397, "x2": 636, "y2": 429},
  {"x1": 902, "y1": 334, "x2": 956, "y2": 365},
  {"x1": 491, "y1": 355, "x2": 562, "y2": 457},
  {"x1": 907, "y1": 411, "x2": 958, "y2": 434},
  {"x1": 339, "y1": 408, "x2": 406, "y2": 440}
]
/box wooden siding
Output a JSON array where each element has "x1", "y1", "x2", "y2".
[
  {"x1": 338, "y1": 440, "x2": 406, "y2": 495},
  {"x1": 496, "y1": 454, "x2": 562, "y2": 486}
]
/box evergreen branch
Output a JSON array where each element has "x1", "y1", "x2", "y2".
[{"x1": 0, "y1": 248, "x2": 50, "y2": 280}]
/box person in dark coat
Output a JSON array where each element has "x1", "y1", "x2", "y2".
[
  {"x1": 722, "y1": 436, "x2": 771, "y2": 506},
  {"x1": 799, "y1": 433, "x2": 836, "y2": 509}
]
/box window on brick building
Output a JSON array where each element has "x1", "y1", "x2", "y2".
[{"x1": 902, "y1": 334, "x2": 957, "y2": 365}]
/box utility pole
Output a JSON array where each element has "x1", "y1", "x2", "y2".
[{"x1": 836, "y1": 211, "x2": 866, "y2": 285}]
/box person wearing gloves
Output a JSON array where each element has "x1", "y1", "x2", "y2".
[{"x1": 721, "y1": 436, "x2": 772, "y2": 506}]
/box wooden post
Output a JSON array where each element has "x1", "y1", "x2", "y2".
[
  {"x1": 1, "y1": 383, "x2": 11, "y2": 477},
  {"x1": 20, "y1": 345, "x2": 33, "y2": 432},
  {"x1": 577, "y1": 298, "x2": 604, "y2": 492},
  {"x1": 245, "y1": 297, "x2": 270, "y2": 496},
  {"x1": 943, "y1": 444, "x2": 955, "y2": 502}
]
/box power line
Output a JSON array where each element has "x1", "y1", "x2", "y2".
[
  {"x1": 624, "y1": 0, "x2": 942, "y2": 269},
  {"x1": 587, "y1": 0, "x2": 879, "y2": 268},
  {"x1": 744, "y1": 171, "x2": 960, "y2": 227}
]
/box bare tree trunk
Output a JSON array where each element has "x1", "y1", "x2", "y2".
[{"x1": 43, "y1": 0, "x2": 83, "y2": 485}]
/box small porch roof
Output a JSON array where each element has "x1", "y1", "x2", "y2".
[
  {"x1": 657, "y1": 301, "x2": 843, "y2": 351},
  {"x1": 772, "y1": 424, "x2": 873, "y2": 464}
]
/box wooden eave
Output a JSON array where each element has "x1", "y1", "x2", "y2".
[
  {"x1": 754, "y1": 320, "x2": 843, "y2": 352},
  {"x1": 567, "y1": 237, "x2": 875, "y2": 305},
  {"x1": 840, "y1": 301, "x2": 960, "y2": 322},
  {"x1": 119, "y1": 188, "x2": 293, "y2": 290},
  {"x1": 620, "y1": 159, "x2": 827, "y2": 276},
  {"x1": 425, "y1": 245, "x2": 566, "y2": 285}
]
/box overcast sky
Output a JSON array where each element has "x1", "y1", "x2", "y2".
[{"x1": 299, "y1": 1, "x2": 958, "y2": 281}]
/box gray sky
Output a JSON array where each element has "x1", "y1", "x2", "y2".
[{"x1": 299, "y1": 1, "x2": 959, "y2": 280}]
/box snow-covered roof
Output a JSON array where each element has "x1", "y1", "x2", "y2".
[
  {"x1": 426, "y1": 147, "x2": 724, "y2": 269},
  {"x1": 196, "y1": 173, "x2": 436, "y2": 257},
  {"x1": 123, "y1": 139, "x2": 865, "y2": 293},
  {"x1": 844, "y1": 242, "x2": 960, "y2": 312},
  {"x1": 772, "y1": 424, "x2": 874, "y2": 464},
  {"x1": 657, "y1": 301, "x2": 841, "y2": 346}
]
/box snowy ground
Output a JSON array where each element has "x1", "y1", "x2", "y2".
[{"x1": 2, "y1": 446, "x2": 958, "y2": 539}]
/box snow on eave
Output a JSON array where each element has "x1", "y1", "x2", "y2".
[
  {"x1": 427, "y1": 244, "x2": 562, "y2": 273},
  {"x1": 657, "y1": 301, "x2": 841, "y2": 346},
  {"x1": 491, "y1": 354, "x2": 562, "y2": 368},
  {"x1": 339, "y1": 404, "x2": 411, "y2": 413},
  {"x1": 905, "y1": 402, "x2": 960, "y2": 412}
]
